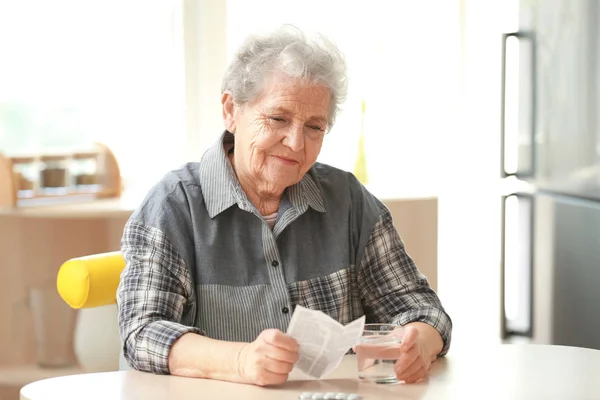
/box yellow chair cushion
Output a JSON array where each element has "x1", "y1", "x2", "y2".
[{"x1": 57, "y1": 251, "x2": 126, "y2": 309}]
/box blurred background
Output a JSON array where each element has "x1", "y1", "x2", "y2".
[{"x1": 1, "y1": 0, "x2": 599, "y2": 397}]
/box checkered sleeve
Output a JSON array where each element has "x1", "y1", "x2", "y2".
[
  {"x1": 357, "y1": 205, "x2": 452, "y2": 356},
  {"x1": 117, "y1": 218, "x2": 202, "y2": 374}
]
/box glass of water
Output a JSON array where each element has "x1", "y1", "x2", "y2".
[{"x1": 355, "y1": 323, "x2": 403, "y2": 384}]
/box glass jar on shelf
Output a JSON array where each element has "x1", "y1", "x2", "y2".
[
  {"x1": 39, "y1": 155, "x2": 69, "y2": 193},
  {"x1": 71, "y1": 151, "x2": 100, "y2": 192},
  {"x1": 11, "y1": 156, "x2": 38, "y2": 196}
]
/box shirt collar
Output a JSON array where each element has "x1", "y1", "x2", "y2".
[{"x1": 199, "y1": 131, "x2": 326, "y2": 218}]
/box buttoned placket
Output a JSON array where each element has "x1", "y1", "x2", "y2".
[
  {"x1": 233, "y1": 184, "x2": 310, "y2": 331},
  {"x1": 261, "y1": 216, "x2": 292, "y2": 331}
]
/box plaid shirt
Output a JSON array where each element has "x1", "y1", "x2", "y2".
[{"x1": 117, "y1": 132, "x2": 452, "y2": 374}]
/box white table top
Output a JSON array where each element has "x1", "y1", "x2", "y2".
[{"x1": 20, "y1": 344, "x2": 600, "y2": 400}]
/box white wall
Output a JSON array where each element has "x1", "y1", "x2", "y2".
[
  {"x1": 436, "y1": 0, "x2": 519, "y2": 349},
  {"x1": 225, "y1": 0, "x2": 460, "y2": 198}
]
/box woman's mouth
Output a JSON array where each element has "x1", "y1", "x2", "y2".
[{"x1": 272, "y1": 155, "x2": 299, "y2": 165}]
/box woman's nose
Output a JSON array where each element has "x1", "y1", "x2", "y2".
[{"x1": 282, "y1": 124, "x2": 305, "y2": 152}]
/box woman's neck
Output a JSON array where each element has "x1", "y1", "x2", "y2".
[
  {"x1": 250, "y1": 195, "x2": 280, "y2": 216},
  {"x1": 228, "y1": 151, "x2": 282, "y2": 215}
]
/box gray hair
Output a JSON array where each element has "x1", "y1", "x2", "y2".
[{"x1": 221, "y1": 25, "x2": 348, "y2": 129}]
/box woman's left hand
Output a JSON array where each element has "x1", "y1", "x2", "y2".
[{"x1": 393, "y1": 325, "x2": 432, "y2": 383}]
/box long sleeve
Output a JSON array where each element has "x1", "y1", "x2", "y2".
[
  {"x1": 117, "y1": 219, "x2": 202, "y2": 374},
  {"x1": 357, "y1": 206, "x2": 452, "y2": 355}
]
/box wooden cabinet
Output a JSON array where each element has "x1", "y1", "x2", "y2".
[
  {"x1": 382, "y1": 197, "x2": 438, "y2": 291},
  {"x1": 0, "y1": 202, "x2": 131, "y2": 369}
]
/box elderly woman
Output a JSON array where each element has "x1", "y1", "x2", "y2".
[{"x1": 117, "y1": 26, "x2": 452, "y2": 387}]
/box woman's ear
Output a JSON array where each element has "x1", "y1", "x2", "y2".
[{"x1": 221, "y1": 91, "x2": 236, "y2": 133}]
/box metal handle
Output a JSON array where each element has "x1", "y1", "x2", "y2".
[
  {"x1": 500, "y1": 31, "x2": 536, "y2": 178},
  {"x1": 500, "y1": 194, "x2": 507, "y2": 338},
  {"x1": 500, "y1": 192, "x2": 535, "y2": 339}
]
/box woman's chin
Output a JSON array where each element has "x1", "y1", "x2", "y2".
[{"x1": 261, "y1": 171, "x2": 302, "y2": 189}]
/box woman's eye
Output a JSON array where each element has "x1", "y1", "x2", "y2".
[
  {"x1": 309, "y1": 125, "x2": 324, "y2": 131},
  {"x1": 269, "y1": 117, "x2": 285, "y2": 122}
]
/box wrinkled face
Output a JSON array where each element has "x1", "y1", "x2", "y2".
[{"x1": 222, "y1": 76, "x2": 331, "y2": 192}]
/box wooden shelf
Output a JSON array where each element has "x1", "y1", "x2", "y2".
[{"x1": 0, "y1": 143, "x2": 122, "y2": 209}]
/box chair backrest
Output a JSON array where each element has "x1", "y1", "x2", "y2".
[
  {"x1": 57, "y1": 252, "x2": 125, "y2": 309},
  {"x1": 57, "y1": 251, "x2": 131, "y2": 371}
]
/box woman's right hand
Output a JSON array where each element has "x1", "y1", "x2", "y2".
[{"x1": 236, "y1": 329, "x2": 300, "y2": 386}]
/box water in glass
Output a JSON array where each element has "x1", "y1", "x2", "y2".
[{"x1": 356, "y1": 324, "x2": 402, "y2": 384}]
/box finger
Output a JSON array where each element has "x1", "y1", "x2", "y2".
[
  {"x1": 265, "y1": 345, "x2": 299, "y2": 365},
  {"x1": 391, "y1": 326, "x2": 404, "y2": 340},
  {"x1": 262, "y1": 329, "x2": 299, "y2": 352},
  {"x1": 399, "y1": 326, "x2": 418, "y2": 351},
  {"x1": 358, "y1": 356, "x2": 376, "y2": 371},
  {"x1": 355, "y1": 342, "x2": 402, "y2": 360},
  {"x1": 402, "y1": 364, "x2": 428, "y2": 384},
  {"x1": 394, "y1": 356, "x2": 422, "y2": 380},
  {"x1": 393, "y1": 348, "x2": 420, "y2": 376},
  {"x1": 254, "y1": 370, "x2": 289, "y2": 387},
  {"x1": 263, "y1": 356, "x2": 296, "y2": 374}
]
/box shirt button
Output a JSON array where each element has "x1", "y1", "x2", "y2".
[
  {"x1": 271, "y1": 260, "x2": 279, "y2": 267},
  {"x1": 282, "y1": 306, "x2": 289, "y2": 314}
]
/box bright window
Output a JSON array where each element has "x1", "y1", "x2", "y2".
[{"x1": 0, "y1": 0, "x2": 186, "y2": 190}]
